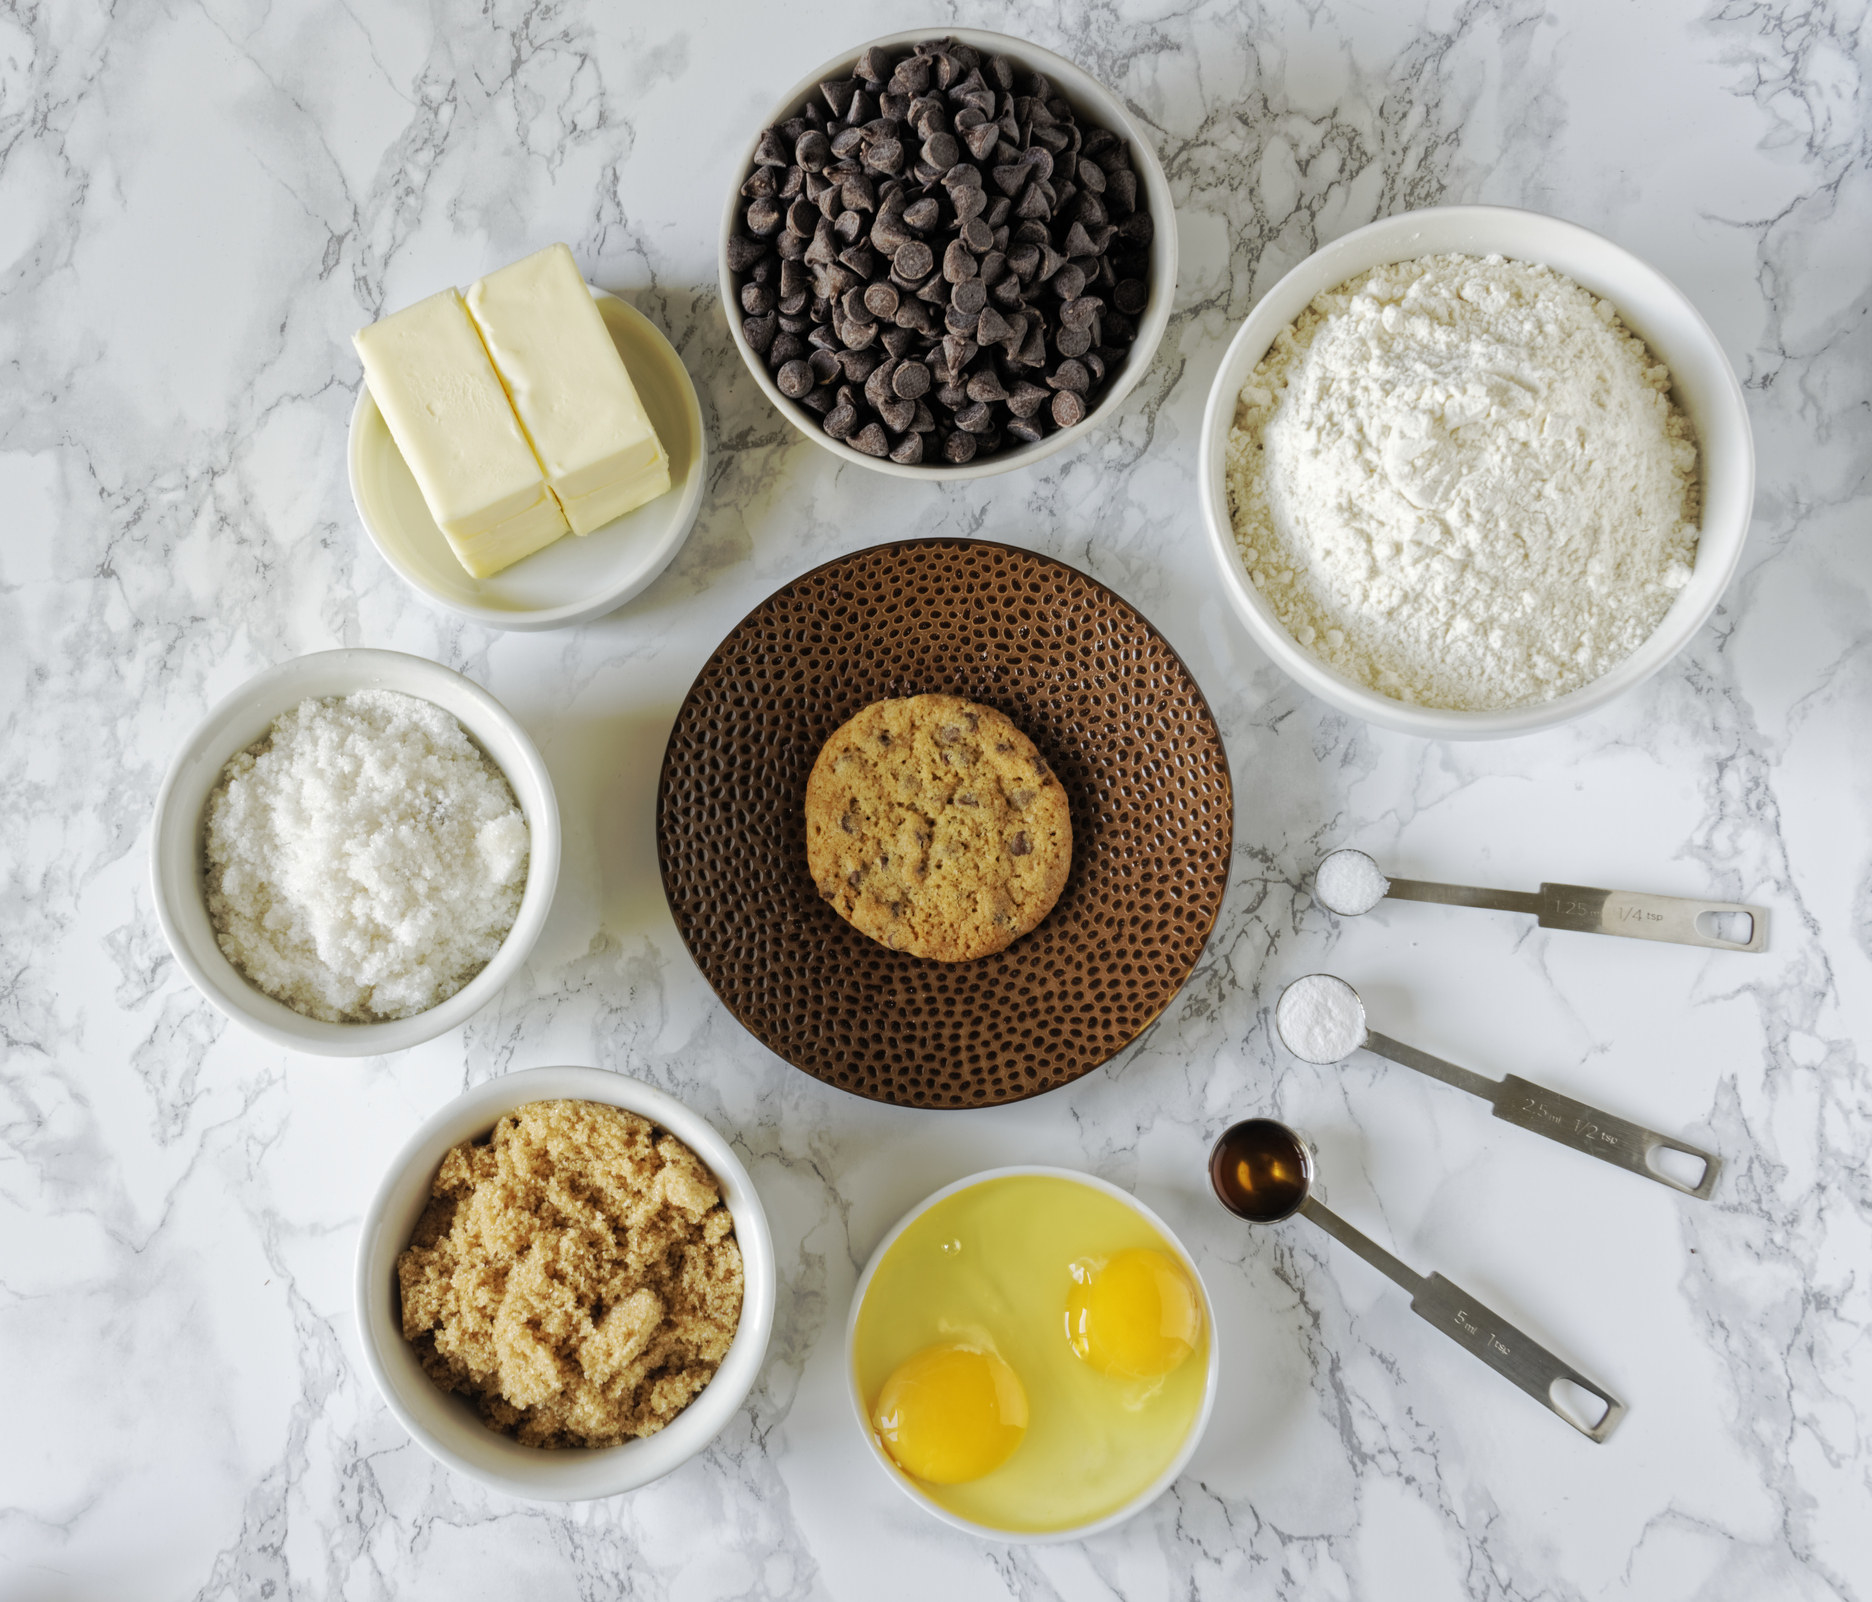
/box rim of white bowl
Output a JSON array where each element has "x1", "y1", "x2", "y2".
[
  {"x1": 845, "y1": 1165, "x2": 1220, "y2": 1543},
  {"x1": 1196, "y1": 204, "x2": 1756, "y2": 739},
  {"x1": 148, "y1": 649, "x2": 561, "y2": 1056},
  {"x1": 353, "y1": 1065, "x2": 777, "y2": 1501},
  {"x1": 719, "y1": 27, "x2": 1178, "y2": 480},
  {"x1": 347, "y1": 288, "x2": 707, "y2": 632}
]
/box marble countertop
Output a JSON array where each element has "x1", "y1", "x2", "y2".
[{"x1": 4, "y1": 1, "x2": 1868, "y2": 1597}]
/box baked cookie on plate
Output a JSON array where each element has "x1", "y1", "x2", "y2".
[{"x1": 805, "y1": 694, "x2": 1071, "y2": 962}]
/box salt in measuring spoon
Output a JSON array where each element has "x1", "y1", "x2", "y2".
[
  {"x1": 1275, "y1": 973, "x2": 1721, "y2": 1200},
  {"x1": 1209, "y1": 1118, "x2": 1626, "y2": 1442},
  {"x1": 1312, "y1": 847, "x2": 1768, "y2": 953}
]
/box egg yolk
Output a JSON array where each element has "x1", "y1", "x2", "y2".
[
  {"x1": 871, "y1": 1344, "x2": 1030, "y2": 1485},
  {"x1": 1065, "y1": 1247, "x2": 1202, "y2": 1379}
]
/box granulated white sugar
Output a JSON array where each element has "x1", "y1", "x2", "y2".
[
  {"x1": 1276, "y1": 974, "x2": 1367, "y2": 1063},
  {"x1": 1225, "y1": 253, "x2": 1699, "y2": 709},
  {"x1": 203, "y1": 690, "x2": 529, "y2": 1023},
  {"x1": 1314, "y1": 850, "x2": 1390, "y2": 916}
]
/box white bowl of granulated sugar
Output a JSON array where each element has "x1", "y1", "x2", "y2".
[
  {"x1": 149, "y1": 649, "x2": 561, "y2": 1056},
  {"x1": 1197, "y1": 206, "x2": 1754, "y2": 740}
]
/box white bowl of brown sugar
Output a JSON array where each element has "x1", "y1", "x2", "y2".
[{"x1": 354, "y1": 1066, "x2": 776, "y2": 1501}]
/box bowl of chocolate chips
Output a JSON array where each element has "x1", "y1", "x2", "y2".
[{"x1": 721, "y1": 30, "x2": 1176, "y2": 477}]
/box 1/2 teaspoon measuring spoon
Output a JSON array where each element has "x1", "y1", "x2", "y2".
[
  {"x1": 1276, "y1": 974, "x2": 1721, "y2": 1200},
  {"x1": 1313, "y1": 848, "x2": 1768, "y2": 953},
  {"x1": 1209, "y1": 1118, "x2": 1626, "y2": 1442}
]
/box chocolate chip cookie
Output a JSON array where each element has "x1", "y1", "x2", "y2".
[{"x1": 805, "y1": 694, "x2": 1071, "y2": 961}]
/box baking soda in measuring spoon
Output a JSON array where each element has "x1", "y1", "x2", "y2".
[{"x1": 1275, "y1": 974, "x2": 1368, "y2": 1063}]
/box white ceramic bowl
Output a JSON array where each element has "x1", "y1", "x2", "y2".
[
  {"x1": 846, "y1": 1166, "x2": 1219, "y2": 1542},
  {"x1": 1197, "y1": 206, "x2": 1755, "y2": 739},
  {"x1": 721, "y1": 28, "x2": 1177, "y2": 480},
  {"x1": 148, "y1": 649, "x2": 561, "y2": 1056},
  {"x1": 349, "y1": 288, "x2": 706, "y2": 631},
  {"x1": 355, "y1": 1065, "x2": 776, "y2": 1501}
]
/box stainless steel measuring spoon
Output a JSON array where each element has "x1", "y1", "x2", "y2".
[
  {"x1": 1275, "y1": 973, "x2": 1721, "y2": 1200},
  {"x1": 1210, "y1": 1118, "x2": 1626, "y2": 1441},
  {"x1": 1312, "y1": 847, "x2": 1768, "y2": 953}
]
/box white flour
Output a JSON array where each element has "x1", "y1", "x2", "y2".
[{"x1": 1225, "y1": 253, "x2": 1699, "y2": 709}]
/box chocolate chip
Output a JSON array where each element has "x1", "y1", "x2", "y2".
[
  {"x1": 1009, "y1": 832, "x2": 1031, "y2": 856},
  {"x1": 1048, "y1": 358, "x2": 1090, "y2": 394},
  {"x1": 777, "y1": 359, "x2": 813, "y2": 397},
  {"x1": 850, "y1": 421, "x2": 890, "y2": 456},
  {"x1": 893, "y1": 361, "x2": 931, "y2": 398},
  {"x1": 1006, "y1": 380, "x2": 1049, "y2": 418},
  {"x1": 795, "y1": 130, "x2": 830, "y2": 171},
  {"x1": 893, "y1": 239, "x2": 934, "y2": 279},
  {"x1": 1114, "y1": 277, "x2": 1148, "y2": 315},
  {"x1": 974, "y1": 304, "x2": 1014, "y2": 346},
  {"x1": 1051, "y1": 262, "x2": 1088, "y2": 302},
  {"x1": 743, "y1": 311, "x2": 776, "y2": 354},
  {"x1": 1051, "y1": 390, "x2": 1086, "y2": 428},
  {"x1": 942, "y1": 430, "x2": 978, "y2": 463},
  {"x1": 890, "y1": 431, "x2": 924, "y2": 464},
  {"x1": 966, "y1": 370, "x2": 1009, "y2": 403}
]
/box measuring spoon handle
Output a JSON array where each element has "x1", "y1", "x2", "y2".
[
  {"x1": 1491, "y1": 1075, "x2": 1722, "y2": 1200},
  {"x1": 1538, "y1": 884, "x2": 1768, "y2": 952},
  {"x1": 1410, "y1": 1273, "x2": 1627, "y2": 1443}
]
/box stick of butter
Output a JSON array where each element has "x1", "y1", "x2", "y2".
[
  {"x1": 354, "y1": 288, "x2": 568, "y2": 578},
  {"x1": 466, "y1": 244, "x2": 671, "y2": 536}
]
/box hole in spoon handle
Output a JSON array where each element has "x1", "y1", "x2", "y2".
[
  {"x1": 1491, "y1": 1075, "x2": 1721, "y2": 1200},
  {"x1": 1410, "y1": 1273, "x2": 1626, "y2": 1443}
]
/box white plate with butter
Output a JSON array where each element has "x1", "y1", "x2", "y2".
[{"x1": 349, "y1": 288, "x2": 705, "y2": 631}]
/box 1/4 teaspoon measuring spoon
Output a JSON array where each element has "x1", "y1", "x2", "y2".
[
  {"x1": 1276, "y1": 974, "x2": 1721, "y2": 1200},
  {"x1": 1209, "y1": 1118, "x2": 1626, "y2": 1442},
  {"x1": 1313, "y1": 848, "x2": 1768, "y2": 953}
]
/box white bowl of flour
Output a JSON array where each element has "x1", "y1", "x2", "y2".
[
  {"x1": 150, "y1": 650, "x2": 561, "y2": 1056},
  {"x1": 1198, "y1": 206, "x2": 1753, "y2": 738}
]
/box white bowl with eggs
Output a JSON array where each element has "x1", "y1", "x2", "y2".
[
  {"x1": 720, "y1": 28, "x2": 1177, "y2": 481},
  {"x1": 354, "y1": 1065, "x2": 776, "y2": 1501},
  {"x1": 1197, "y1": 205, "x2": 1755, "y2": 739},
  {"x1": 846, "y1": 1166, "x2": 1218, "y2": 1542},
  {"x1": 148, "y1": 648, "x2": 560, "y2": 1057}
]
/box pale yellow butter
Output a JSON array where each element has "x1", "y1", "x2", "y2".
[
  {"x1": 354, "y1": 287, "x2": 567, "y2": 577},
  {"x1": 466, "y1": 244, "x2": 670, "y2": 535}
]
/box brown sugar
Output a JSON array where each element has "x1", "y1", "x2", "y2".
[{"x1": 395, "y1": 1099, "x2": 744, "y2": 1448}]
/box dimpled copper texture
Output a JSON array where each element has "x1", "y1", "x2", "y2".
[{"x1": 656, "y1": 539, "x2": 1233, "y2": 1108}]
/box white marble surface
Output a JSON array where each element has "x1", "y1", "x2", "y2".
[{"x1": 3, "y1": 0, "x2": 1868, "y2": 1596}]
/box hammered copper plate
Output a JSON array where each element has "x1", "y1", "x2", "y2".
[{"x1": 656, "y1": 539, "x2": 1233, "y2": 1108}]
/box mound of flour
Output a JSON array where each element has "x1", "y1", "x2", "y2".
[{"x1": 1225, "y1": 253, "x2": 1699, "y2": 709}]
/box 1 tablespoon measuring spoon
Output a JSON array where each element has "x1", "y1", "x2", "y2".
[
  {"x1": 1209, "y1": 1118, "x2": 1626, "y2": 1443},
  {"x1": 1275, "y1": 974, "x2": 1721, "y2": 1200},
  {"x1": 1312, "y1": 848, "x2": 1768, "y2": 952}
]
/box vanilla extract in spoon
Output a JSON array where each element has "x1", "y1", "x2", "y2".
[{"x1": 1208, "y1": 1118, "x2": 1625, "y2": 1442}]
